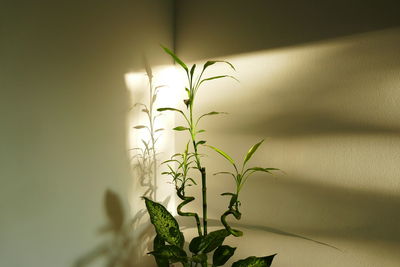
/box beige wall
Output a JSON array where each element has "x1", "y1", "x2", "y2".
[
  {"x1": 174, "y1": 1, "x2": 400, "y2": 266},
  {"x1": 0, "y1": 1, "x2": 173, "y2": 266}
]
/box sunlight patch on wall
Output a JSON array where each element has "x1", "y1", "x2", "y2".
[{"x1": 125, "y1": 65, "x2": 185, "y2": 216}]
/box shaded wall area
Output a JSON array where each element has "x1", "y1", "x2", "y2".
[
  {"x1": 174, "y1": 1, "x2": 400, "y2": 266},
  {"x1": 0, "y1": 1, "x2": 173, "y2": 266},
  {"x1": 175, "y1": 0, "x2": 400, "y2": 61}
]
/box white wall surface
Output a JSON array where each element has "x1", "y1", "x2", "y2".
[
  {"x1": 174, "y1": 1, "x2": 400, "y2": 266},
  {"x1": 0, "y1": 1, "x2": 173, "y2": 266}
]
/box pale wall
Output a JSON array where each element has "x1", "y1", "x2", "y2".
[
  {"x1": 0, "y1": 1, "x2": 173, "y2": 266},
  {"x1": 174, "y1": 1, "x2": 400, "y2": 266}
]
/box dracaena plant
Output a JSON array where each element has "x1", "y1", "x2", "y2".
[{"x1": 142, "y1": 46, "x2": 279, "y2": 267}]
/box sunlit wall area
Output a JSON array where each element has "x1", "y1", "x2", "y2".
[
  {"x1": 175, "y1": 1, "x2": 400, "y2": 266},
  {"x1": 0, "y1": 1, "x2": 173, "y2": 267}
]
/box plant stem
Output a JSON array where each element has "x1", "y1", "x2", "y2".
[
  {"x1": 201, "y1": 167, "x2": 207, "y2": 235},
  {"x1": 189, "y1": 97, "x2": 208, "y2": 236}
]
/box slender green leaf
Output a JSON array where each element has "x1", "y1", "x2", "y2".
[
  {"x1": 213, "y1": 245, "x2": 236, "y2": 266},
  {"x1": 190, "y1": 64, "x2": 196, "y2": 79},
  {"x1": 173, "y1": 126, "x2": 189, "y2": 131},
  {"x1": 207, "y1": 145, "x2": 235, "y2": 166},
  {"x1": 158, "y1": 107, "x2": 183, "y2": 114},
  {"x1": 214, "y1": 172, "x2": 235, "y2": 178},
  {"x1": 203, "y1": 60, "x2": 236, "y2": 71},
  {"x1": 232, "y1": 254, "x2": 276, "y2": 267},
  {"x1": 196, "y1": 140, "x2": 206, "y2": 146},
  {"x1": 247, "y1": 167, "x2": 279, "y2": 173},
  {"x1": 197, "y1": 129, "x2": 206, "y2": 134},
  {"x1": 161, "y1": 45, "x2": 188, "y2": 72},
  {"x1": 155, "y1": 128, "x2": 164, "y2": 132},
  {"x1": 199, "y1": 75, "x2": 239, "y2": 87},
  {"x1": 197, "y1": 111, "x2": 227, "y2": 125},
  {"x1": 243, "y1": 140, "x2": 264, "y2": 166},
  {"x1": 143, "y1": 197, "x2": 184, "y2": 247},
  {"x1": 186, "y1": 178, "x2": 197, "y2": 185}
]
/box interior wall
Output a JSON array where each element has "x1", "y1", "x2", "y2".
[
  {"x1": 0, "y1": 1, "x2": 173, "y2": 266},
  {"x1": 174, "y1": 1, "x2": 400, "y2": 266}
]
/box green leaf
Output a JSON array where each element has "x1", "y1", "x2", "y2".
[
  {"x1": 198, "y1": 229, "x2": 230, "y2": 253},
  {"x1": 207, "y1": 145, "x2": 235, "y2": 166},
  {"x1": 189, "y1": 236, "x2": 203, "y2": 254},
  {"x1": 143, "y1": 197, "x2": 184, "y2": 248},
  {"x1": 190, "y1": 64, "x2": 196, "y2": 79},
  {"x1": 197, "y1": 111, "x2": 227, "y2": 125},
  {"x1": 161, "y1": 45, "x2": 188, "y2": 72},
  {"x1": 191, "y1": 253, "x2": 207, "y2": 263},
  {"x1": 158, "y1": 107, "x2": 184, "y2": 114},
  {"x1": 213, "y1": 245, "x2": 236, "y2": 266},
  {"x1": 196, "y1": 140, "x2": 206, "y2": 146},
  {"x1": 247, "y1": 167, "x2": 279, "y2": 174},
  {"x1": 232, "y1": 254, "x2": 276, "y2": 267},
  {"x1": 173, "y1": 126, "x2": 189, "y2": 131},
  {"x1": 155, "y1": 128, "x2": 164, "y2": 132},
  {"x1": 203, "y1": 60, "x2": 236, "y2": 71},
  {"x1": 197, "y1": 129, "x2": 206, "y2": 134},
  {"x1": 149, "y1": 245, "x2": 187, "y2": 263},
  {"x1": 214, "y1": 172, "x2": 236, "y2": 179},
  {"x1": 199, "y1": 75, "x2": 239, "y2": 86},
  {"x1": 243, "y1": 140, "x2": 264, "y2": 166},
  {"x1": 133, "y1": 125, "x2": 146, "y2": 129},
  {"x1": 153, "y1": 235, "x2": 169, "y2": 267}
]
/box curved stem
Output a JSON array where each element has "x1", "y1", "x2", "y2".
[
  {"x1": 221, "y1": 210, "x2": 243, "y2": 237},
  {"x1": 177, "y1": 187, "x2": 202, "y2": 237}
]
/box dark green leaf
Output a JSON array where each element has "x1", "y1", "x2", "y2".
[
  {"x1": 161, "y1": 45, "x2": 188, "y2": 72},
  {"x1": 149, "y1": 245, "x2": 187, "y2": 263},
  {"x1": 198, "y1": 229, "x2": 230, "y2": 253},
  {"x1": 197, "y1": 140, "x2": 206, "y2": 146},
  {"x1": 213, "y1": 245, "x2": 236, "y2": 266},
  {"x1": 153, "y1": 235, "x2": 169, "y2": 267},
  {"x1": 190, "y1": 64, "x2": 196, "y2": 79},
  {"x1": 232, "y1": 254, "x2": 276, "y2": 267},
  {"x1": 158, "y1": 107, "x2": 184, "y2": 114},
  {"x1": 144, "y1": 197, "x2": 184, "y2": 247},
  {"x1": 244, "y1": 140, "x2": 264, "y2": 166},
  {"x1": 207, "y1": 145, "x2": 235, "y2": 166},
  {"x1": 191, "y1": 253, "x2": 207, "y2": 263},
  {"x1": 189, "y1": 236, "x2": 203, "y2": 254},
  {"x1": 173, "y1": 126, "x2": 189, "y2": 131}
]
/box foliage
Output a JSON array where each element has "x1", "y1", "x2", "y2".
[{"x1": 143, "y1": 46, "x2": 280, "y2": 266}]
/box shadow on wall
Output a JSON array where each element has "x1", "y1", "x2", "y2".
[
  {"x1": 241, "y1": 173, "x2": 400, "y2": 242},
  {"x1": 175, "y1": 0, "x2": 400, "y2": 61},
  {"x1": 73, "y1": 189, "x2": 170, "y2": 267}
]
